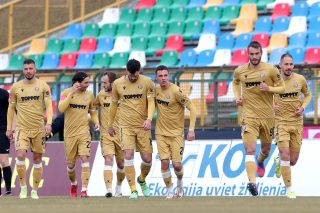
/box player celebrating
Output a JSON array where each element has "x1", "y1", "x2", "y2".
[
  {"x1": 155, "y1": 65, "x2": 196, "y2": 199},
  {"x1": 108, "y1": 59, "x2": 155, "y2": 199},
  {"x1": 273, "y1": 54, "x2": 311, "y2": 199},
  {"x1": 58, "y1": 71, "x2": 99, "y2": 198},
  {"x1": 232, "y1": 41, "x2": 285, "y2": 196},
  {"x1": 6, "y1": 59, "x2": 52, "y2": 199},
  {"x1": 94, "y1": 71, "x2": 125, "y2": 197}
]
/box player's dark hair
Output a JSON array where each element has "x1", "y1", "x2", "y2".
[
  {"x1": 280, "y1": 53, "x2": 293, "y2": 62},
  {"x1": 72, "y1": 71, "x2": 88, "y2": 85},
  {"x1": 23, "y1": 59, "x2": 35, "y2": 65},
  {"x1": 247, "y1": 41, "x2": 262, "y2": 52},
  {"x1": 126, "y1": 59, "x2": 141, "y2": 74},
  {"x1": 103, "y1": 71, "x2": 117, "y2": 84},
  {"x1": 155, "y1": 65, "x2": 169, "y2": 74}
]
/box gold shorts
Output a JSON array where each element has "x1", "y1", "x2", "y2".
[
  {"x1": 155, "y1": 134, "x2": 184, "y2": 163},
  {"x1": 15, "y1": 129, "x2": 45, "y2": 153},
  {"x1": 100, "y1": 134, "x2": 124, "y2": 160},
  {"x1": 120, "y1": 128, "x2": 152, "y2": 153},
  {"x1": 241, "y1": 117, "x2": 275, "y2": 143},
  {"x1": 64, "y1": 133, "x2": 91, "y2": 164},
  {"x1": 275, "y1": 124, "x2": 303, "y2": 152}
]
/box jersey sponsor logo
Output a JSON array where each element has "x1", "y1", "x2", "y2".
[
  {"x1": 245, "y1": 81, "x2": 260, "y2": 87},
  {"x1": 156, "y1": 98, "x2": 169, "y2": 106},
  {"x1": 279, "y1": 92, "x2": 298, "y2": 98},
  {"x1": 103, "y1": 103, "x2": 110, "y2": 107},
  {"x1": 123, "y1": 94, "x2": 143, "y2": 99},
  {"x1": 21, "y1": 96, "x2": 40, "y2": 101},
  {"x1": 69, "y1": 104, "x2": 87, "y2": 109}
]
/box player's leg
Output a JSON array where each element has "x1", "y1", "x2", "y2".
[
  {"x1": 78, "y1": 134, "x2": 92, "y2": 198},
  {"x1": 172, "y1": 135, "x2": 185, "y2": 199},
  {"x1": 0, "y1": 131, "x2": 12, "y2": 196},
  {"x1": 64, "y1": 137, "x2": 78, "y2": 197},
  {"x1": 114, "y1": 142, "x2": 125, "y2": 197},
  {"x1": 101, "y1": 134, "x2": 115, "y2": 197}
]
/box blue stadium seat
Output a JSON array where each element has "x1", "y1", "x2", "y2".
[
  {"x1": 193, "y1": 19, "x2": 220, "y2": 40},
  {"x1": 269, "y1": 48, "x2": 287, "y2": 64},
  {"x1": 186, "y1": 0, "x2": 206, "y2": 8},
  {"x1": 222, "y1": 0, "x2": 241, "y2": 7},
  {"x1": 96, "y1": 37, "x2": 114, "y2": 53},
  {"x1": 75, "y1": 53, "x2": 93, "y2": 69},
  {"x1": 288, "y1": 47, "x2": 305, "y2": 64},
  {"x1": 233, "y1": 33, "x2": 252, "y2": 50},
  {"x1": 308, "y1": 2, "x2": 320, "y2": 20},
  {"x1": 178, "y1": 49, "x2": 197, "y2": 67},
  {"x1": 195, "y1": 50, "x2": 215, "y2": 66},
  {"x1": 64, "y1": 23, "x2": 83, "y2": 39},
  {"x1": 291, "y1": 2, "x2": 309, "y2": 17},
  {"x1": 306, "y1": 32, "x2": 320, "y2": 48},
  {"x1": 41, "y1": 53, "x2": 60, "y2": 69},
  {"x1": 217, "y1": 33, "x2": 235, "y2": 49},
  {"x1": 270, "y1": 16, "x2": 290, "y2": 34},
  {"x1": 287, "y1": 32, "x2": 307, "y2": 50},
  {"x1": 254, "y1": 16, "x2": 272, "y2": 34},
  {"x1": 308, "y1": 16, "x2": 320, "y2": 33}
]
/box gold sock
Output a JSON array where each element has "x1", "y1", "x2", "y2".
[
  {"x1": 67, "y1": 167, "x2": 76, "y2": 183},
  {"x1": 245, "y1": 161, "x2": 257, "y2": 183},
  {"x1": 16, "y1": 160, "x2": 26, "y2": 186},
  {"x1": 124, "y1": 160, "x2": 136, "y2": 192},
  {"x1": 174, "y1": 168, "x2": 183, "y2": 180},
  {"x1": 116, "y1": 168, "x2": 125, "y2": 186},
  {"x1": 257, "y1": 151, "x2": 268, "y2": 163},
  {"x1": 139, "y1": 161, "x2": 152, "y2": 182},
  {"x1": 81, "y1": 163, "x2": 90, "y2": 189},
  {"x1": 281, "y1": 165, "x2": 292, "y2": 188},
  {"x1": 33, "y1": 163, "x2": 43, "y2": 190},
  {"x1": 104, "y1": 165, "x2": 113, "y2": 189},
  {"x1": 161, "y1": 169, "x2": 172, "y2": 188}
]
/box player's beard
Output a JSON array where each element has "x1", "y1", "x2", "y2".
[
  {"x1": 25, "y1": 74, "x2": 34, "y2": 80},
  {"x1": 284, "y1": 70, "x2": 292, "y2": 77},
  {"x1": 105, "y1": 85, "x2": 112, "y2": 92},
  {"x1": 250, "y1": 57, "x2": 261, "y2": 66}
]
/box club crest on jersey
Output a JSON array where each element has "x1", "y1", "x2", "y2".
[
  {"x1": 165, "y1": 94, "x2": 171, "y2": 99},
  {"x1": 35, "y1": 87, "x2": 40, "y2": 91},
  {"x1": 138, "y1": 84, "x2": 143, "y2": 90},
  {"x1": 83, "y1": 96, "x2": 88, "y2": 101},
  {"x1": 294, "y1": 82, "x2": 299, "y2": 88},
  {"x1": 260, "y1": 73, "x2": 265, "y2": 78}
]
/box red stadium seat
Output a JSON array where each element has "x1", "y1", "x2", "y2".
[
  {"x1": 229, "y1": 49, "x2": 249, "y2": 66},
  {"x1": 78, "y1": 37, "x2": 97, "y2": 53},
  {"x1": 155, "y1": 35, "x2": 184, "y2": 56},
  {"x1": 271, "y1": 3, "x2": 290, "y2": 21},
  {"x1": 253, "y1": 33, "x2": 269, "y2": 48},
  {"x1": 136, "y1": 0, "x2": 156, "y2": 11},
  {"x1": 58, "y1": 53, "x2": 77, "y2": 68},
  {"x1": 205, "y1": 81, "x2": 228, "y2": 103},
  {"x1": 304, "y1": 48, "x2": 320, "y2": 64}
]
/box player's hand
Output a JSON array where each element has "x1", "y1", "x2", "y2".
[
  {"x1": 259, "y1": 82, "x2": 270, "y2": 91},
  {"x1": 274, "y1": 103, "x2": 280, "y2": 113},
  {"x1": 236, "y1": 96, "x2": 243, "y2": 106},
  {"x1": 94, "y1": 123, "x2": 100, "y2": 131},
  {"x1": 45, "y1": 124, "x2": 52, "y2": 136},
  {"x1": 295, "y1": 107, "x2": 304, "y2": 116},
  {"x1": 143, "y1": 119, "x2": 152, "y2": 131},
  {"x1": 108, "y1": 127, "x2": 116, "y2": 137},
  {"x1": 187, "y1": 130, "x2": 195, "y2": 141},
  {"x1": 71, "y1": 82, "x2": 81, "y2": 94},
  {"x1": 6, "y1": 130, "x2": 14, "y2": 142}
]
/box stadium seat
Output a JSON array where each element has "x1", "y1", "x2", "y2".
[
  {"x1": 194, "y1": 19, "x2": 220, "y2": 39},
  {"x1": 28, "y1": 54, "x2": 43, "y2": 69},
  {"x1": 308, "y1": 2, "x2": 320, "y2": 20},
  {"x1": 98, "y1": 8, "x2": 120, "y2": 27},
  {"x1": 229, "y1": 49, "x2": 249, "y2": 66},
  {"x1": 217, "y1": 33, "x2": 235, "y2": 49},
  {"x1": 152, "y1": 7, "x2": 170, "y2": 23},
  {"x1": 203, "y1": 6, "x2": 222, "y2": 21},
  {"x1": 178, "y1": 49, "x2": 197, "y2": 67},
  {"x1": 41, "y1": 53, "x2": 59, "y2": 69},
  {"x1": 75, "y1": 53, "x2": 93, "y2": 69},
  {"x1": 46, "y1": 38, "x2": 63, "y2": 54},
  {"x1": 171, "y1": 0, "x2": 189, "y2": 8},
  {"x1": 270, "y1": 16, "x2": 290, "y2": 34},
  {"x1": 149, "y1": 22, "x2": 168, "y2": 37},
  {"x1": 270, "y1": 3, "x2": 290, "y2": 21},
  {"x1": 268, "y1": 48, "x2": 287, "y2": 64},
  {"x1": 131, "y1": 36, "x2": 148, "y2": 51},
  {"x1": 155, "y1": 35, "x2": 184, "y2": 56},
  {"x1": 308, "y1": 16, "x2": 320, "y2": 33},
  {"x1": 291, "y1": 2, "x2": 309, "y2": 17},
  {"x1": 304, "y1": 48, "x2": 320, "y2": 64},
  {"x1": 170, "y1": 7, "x2": 187, "y2": 22},
  {"x1": 267, "y1": 0, "x2": 294, "y2": 9},
  {"x1": 307, "y1": 0, "x2": 320, "y2": 6},
  {"x1": 109, "y1": 52, "x2": 129, "y2": 68},
  {"x1": 233, "y1": 33, "x2": 252, "y2": 50},
  {"x1": 64, "y1": 23, "x2": 83, "y2": 39},
  {"x1": 241, "y1": 0, "x2": 258, "y2": 5},
  {"x1": 129, "y1": 51, "x2": 146, "y2": 67},
  {"x1": 118, "y1": 8, "x2": 136, "y2": 24},
  {"x1": 99, "y1": 23, "x2": 118, "y2": 38},
  {"x1": 189, "y1": 73, "x2": 211, "y2": 99},
  {"x1": 187, "y1": 6, "x2": 204, "y2": 21},
  {"x1": 78, "y1": 37, "x2": 97, "y2": 53},
  {"x1": 116, "y1": 23, "x2": 133, "y2": 37},
  {"x1": 257, "y1": 0, "x2": 275, "y2": 10},
  {"x1": 58, "y1": 53, "x2": 77, "y2": 68},
  {"x1": 222, "y1": 0, "x2": 241, "y2": 7},
  {"x1": 306, "y1": 32, "x2": 320, "y2": 48},
  {"x1": 220, "y1": 5, "x2": 240, "y2": 26},
  {"x1": 8, "y1": 54, "x2": 24, "y2": 70},
  {"x1": 206, "y1": 81, "x2": 228, "y2": 103},
  {"x1": 135, "y1": 8, "x2": 154, "y2": 23},
  {"x1": 61, "y1": 38, "x2": 80, "y2": 54},
  {"x1": 203, "y1": 0, "x2": 224, "y2": 10},
  {"x1": 145, "y1": 36, "x2": 165, "y2": 56},
  {"x1": 230, "y1": 4, "x2": 257, "y2": 24},
  {"x1": 136, "y1": 0, "x2": 156, "y2": 11},
  {"x1": 288, "y1": 47, "x2": 305, "y2": 64},
  {"x1": 267, "y1": 33, "x2": 287, "y2": 53},
  {"x1": 92, "y1": 52, "x2": 110, "y2": 68},
  {"x1": 284, "y1": 16, "x2": 307, "y2": 36},
  {"x1": 83, "y1": 23, "x2": 100, "y2": 38},
  {"x1": 159, "y1": 51, "x2": 179, "y2": 67},
  {"x1": 232, "y1": 18, "x2": 254, "y2": 37},
  {"x1": 253, "y1": 33, "x2": 269, "y2": 48},
  {"x1": 108, "y1": 36, "x2": 131, "y2": 56},
  {"x1": 195, "y1": 50, "x2": 215, "y2": 66},
  {"x1": 0, "y1": 54, "x2": 9, "y2": 70},
  {"x1": 210, "y1": 49, "x2": 232, "y2": 66},
  {"x1": 186, "y1": 0, "x2": 206, "y2": 8},
  {"x1": 25, "y1": 38, "x2": 46, "y2": 56},
  {"x1": 167, "y1": 21, "x2": 185, "y2": 37},
  {"x1": 96, "y1": 37, "x2": 114, "y2": 53},
  {"x1": 183, "y1": 20, "x2": 203, "y2": 40},
  {"x1": 193, "y1": 34, "x2": 216, "y2": 54},
  {"x1": 261, "y1": 48, "x2": 268, "y2": 62},
  {"x1": 154, "y1": 0, "x2": 172, "y2": 8},
  {"x1": 254, "y1": 16, "x2": 272, "y2": 34},
  {"x1": 218, "y1": 81, "x2": 235, "y2": 102},
  {"x1": 287, "y1": 32, "x2": 307, "y2": 50}
]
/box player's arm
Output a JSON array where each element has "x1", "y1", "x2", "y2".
[
  {"x1": 89, "y1": 95, "x2": 100, "y2": 130},
  {"x1": 232, "y1": 69, "x2": 241, "y2": 99},
  {"x1": 58, "y1": 90, "x2": 72, "y2": 113},
  {"x1": 44, "y1": 84, "x2": 53, "y2": 125},
  {"x1": 93, "y1": 93, "x2": 101, "y2": 108},
  {"x1": 6, "y1": 86, "x2": 16, "y2": 140},
  {"x1": 147, "y1": 82, "x2": 155, "y2": 121},
  {"x1": 301, "y1": 78, "x2": 311, "y2": 109},
  {"x1": 268, "y1": 68, "x2": 285, "y2": 94},
  {"x1": 109, "y1": 83, "x2": 119, "y2": 127}
]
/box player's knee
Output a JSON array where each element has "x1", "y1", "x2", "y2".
[
  {"x1": 104, "y1": 155, "x2": 113, "y2": 165},
  {"x1": 172, "y1": 162, "x2": 182, "y2": 171},
  {"x1": 161, "y1": 159, "x2": 170, "y2": 170},
  {"x1": 116, "y1": 160, "x2": 124, "y2": 169},
  {"x1": 290, "y1": 160, "x2": 297, "y2": 166}
]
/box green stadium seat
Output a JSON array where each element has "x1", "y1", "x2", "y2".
[
  {"x1": 118, "y1": 8, "x2": 136, "y2": 23},
  {"x1": 152, "y1": 7, "x2": 170, "y2": 23},
  {"x1": 167, "y1": 21, "x2": 185, "y2": 37},
  {"x1": 92, "y1": 52, "x2": 110, "y2": 68},
  {"x1": 8, "y1": 54, "x2": 24, "y2": 70},
  {"x1": 28, "y1": 54, "x2": 44, "y2": 69},
  {"x1": 220, "y1": 5, "x2": 240, "y2": 26},
  {"x1": 204, "y1": 6, "x2": 222, "y2": 21},
  {"x1": 132, "y1": 22, "x2": 150, "y2": 38},
  {"x1": 183, "y1": 20, "x2": 203, "y2": 40},
  {"x1": 109, "y1": 52, "x2": 129, "y2": 68},
  {"x1": 46, "y1": 38, "x2": 63, "y2": 54},
  {"x1": 83, "y1": 23, "x2": 100, "y2": 38},
  {"x1": 171, "y1": 0, "x2": 189, "y2": 8},
  {"x1": 100, "y1": 23, "x2": 118, "y2": 38},
  {"x1": 170, "y1": 7, "x2": 187, "y2": 22},
  {"x1": 131, "y1": 37, "x2": 148, "y2": 51},
  {"x1": 159, "y1": 51, "x2": 178, "y2": 67},
  {"x1": 146, "y1": 36, "x2": 165, "y2": 56},
  {"x1": 149, "y1": 22, "x2": 168, "y2": 37},
  {"x1": 135, "y1": 8, "x2": 154, "y2": 23},
  {"x1": 116, "y1": 23, "x2": 133, "y2": 37},
  {"x1": 154, "y1": 0, "x2": 172, "y2": 8},
  {"x1": 257, "y1": 0, "x2": 274, "y2": 10},
  {"x1": 241, "y1": 0, "x2": 257, "y2": 5},
  {"x1": 61, "y1": 38, "x2": 80, "y2": 54},
  {"x1": 187, "y1": 6, "x2": 204, "y2": 21}
]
